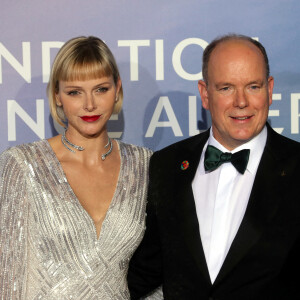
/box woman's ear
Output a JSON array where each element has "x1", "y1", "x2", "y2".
[{"x1": 55, "y1": 94, "x2": 62, "y2": 106}]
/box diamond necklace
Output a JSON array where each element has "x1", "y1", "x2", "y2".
[{"x1": 61, "y1": 129, "x2": 113, "y2": 160}]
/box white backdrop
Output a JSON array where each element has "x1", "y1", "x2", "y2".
[{"x1": 0, "y1": 0, "x2": 299, "y2": 153}]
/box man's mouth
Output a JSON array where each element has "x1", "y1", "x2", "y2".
[{"x1": 231, "y1": 116, "x2": 252, "y2": 120}]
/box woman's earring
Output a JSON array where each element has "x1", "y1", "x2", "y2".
[
  {"x1": 115, "y1": 96, "x2": 118, "y2": 102},
  {"x1": 56, "y1": 95, "x2": 62, "y2": 106}
]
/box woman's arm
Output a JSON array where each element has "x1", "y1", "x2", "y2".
[{"x1": 0, "y1": 149, "x2": 29, "y2": 300}]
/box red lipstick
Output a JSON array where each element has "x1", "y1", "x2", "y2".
[{"x1": 80, "y1": 115, "x2": 100, "y2": 122}]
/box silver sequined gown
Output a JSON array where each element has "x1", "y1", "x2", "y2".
[{"x1": 0, "y1": 139, "x2": 153, "y2": 300}]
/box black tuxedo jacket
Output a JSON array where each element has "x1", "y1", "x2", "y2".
[{"x1": 128, "y1": 124, "x2": 300, "y2": 300}]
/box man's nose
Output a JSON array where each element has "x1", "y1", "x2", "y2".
[{"x1": 234, "y1": 88, "x2": 248, "y2": 108}]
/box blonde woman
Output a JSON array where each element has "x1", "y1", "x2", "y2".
[{"x1": 0, "y1": 36, "x2": 152, "y2": 299}]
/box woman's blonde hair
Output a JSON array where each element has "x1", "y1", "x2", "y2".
[{"x1": 47, "y1": 36, "x2": 123, "y2": 126}]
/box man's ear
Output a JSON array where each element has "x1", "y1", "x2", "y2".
[
  {"x1": 267, "y1": 76, "x2": 274, "y2": 107},
  {"x1": 198, "y1": 80, "x2": 209, "y2": 110}
]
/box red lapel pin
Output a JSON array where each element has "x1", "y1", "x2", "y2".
[{"x1": 181, "y1": 160, "x2": 189, "y2": 170}]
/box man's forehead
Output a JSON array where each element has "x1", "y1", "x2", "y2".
[
  {"x1": 207, "y1": 40, "x2": 266, "y2": 76},
  {"x1": 206, "y1": 43, "x2": 267, "y2": 85}
]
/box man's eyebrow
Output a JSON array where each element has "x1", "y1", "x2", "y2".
[
  {"x1": 214, "y1": 82, "x2": 232, "y2": 87},
  {"x1": 247, "y1": 80, "x2": 265, "y2": 85}
]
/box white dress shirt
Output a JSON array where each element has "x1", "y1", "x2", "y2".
[{"x1": 192, "y1": 126, "x2": 267, "y2": 283}]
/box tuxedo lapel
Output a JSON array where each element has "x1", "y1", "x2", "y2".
[
  {"x1": 173, "y1": 130, "x2": 212, "y2": 283},
  {"x1": 214, "y1": 126, "x2": 287, "y2": 285}
]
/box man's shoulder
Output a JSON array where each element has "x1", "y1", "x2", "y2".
[{"x1": 266, "y1": 125, "x2": 300, "y2": 157}]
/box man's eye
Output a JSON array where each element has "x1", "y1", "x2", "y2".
[
  {"x1": 220, "y1": 87, "x2": 229, "y2": 91},
  {"x1": 248, "y1": 85, "x2": 262, "y2": 92}
]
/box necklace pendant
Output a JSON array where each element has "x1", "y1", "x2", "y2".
[{"x1": 101, "y1": 138, "x2": 113, "y2": 161}]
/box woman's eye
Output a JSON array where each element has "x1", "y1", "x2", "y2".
[
  {"x1": 67, "y1": 90, "x2": 79, "y2": 96},
  {"x1": 96, "y1": 87, "x2": 108, "y2": 93}
]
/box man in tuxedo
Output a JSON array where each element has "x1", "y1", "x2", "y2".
[{"x1": 128, "y1": 34, "x2": 300, "y2": 299}]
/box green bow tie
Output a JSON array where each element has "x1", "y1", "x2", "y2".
[{"x1": 204, "y1": 145, "x2": 250, "y2": 174}]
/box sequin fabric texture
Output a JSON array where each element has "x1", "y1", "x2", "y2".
[{"x1": 0, "y1": 140, "x2": 152, "y2": 300}]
